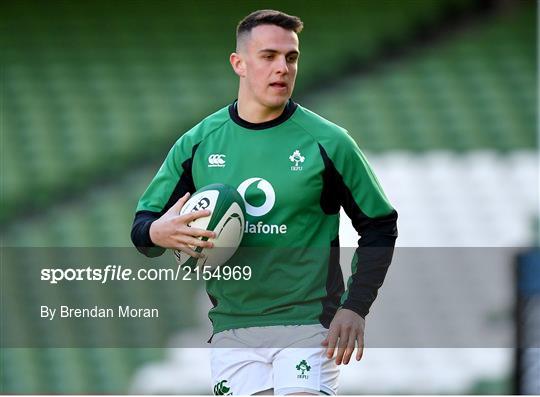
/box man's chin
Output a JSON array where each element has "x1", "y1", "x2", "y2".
[{"x1": 264, "y1": 95, "x2": 290, "y2": 109}]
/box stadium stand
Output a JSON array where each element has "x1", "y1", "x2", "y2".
[
  {"x1": 2, "y1": 0, "x2": 477, "y2": 223},
  {"x1": 1, "y1": 0, "x2": 536, "y2": 394},
  {"x1": 305, "y1": 5, "x2": 535, "y2": 151}
]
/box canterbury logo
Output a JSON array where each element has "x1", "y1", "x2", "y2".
[
  {"x1": 213, "y1": 380, "x2": 232, "y2": 395},
  {"x1": 208, "y1": 154, "x2": 226, "y2": 167}
]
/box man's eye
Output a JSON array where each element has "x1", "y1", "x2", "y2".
[
  {"x1": 287, "y1": 56, "x2": 298, "y2": 63},
  {"x1": 264, "y1": 55, "x2": 274, "y2": 60}
]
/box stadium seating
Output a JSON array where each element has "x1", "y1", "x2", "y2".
[
  {"x1": 2, "y1": 0, "x2": 476, "y2": 222},
  {"x1": 304, "y1": 7, "x2": 535, "y2": 151}
]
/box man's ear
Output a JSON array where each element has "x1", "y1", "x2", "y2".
[{"x1": 230, "y1": 52, "x2": 246, "y2": 77}]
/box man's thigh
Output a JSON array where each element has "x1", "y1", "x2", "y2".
[
  {"x1": 273, "y1": 347, "x2": 339, "y2": 395},
  {"x1": 210, "y1": 347, "x2": 274, "y2": 395}
]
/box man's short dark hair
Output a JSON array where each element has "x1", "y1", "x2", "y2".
[{"x1": 236, "y1": 9, "x2": 303, "y2": 41}]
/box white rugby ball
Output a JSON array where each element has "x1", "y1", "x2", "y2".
[{"x1": 174, "y1": 183, "x2": 245, "y2": 269}]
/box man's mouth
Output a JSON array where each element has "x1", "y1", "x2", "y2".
[{"x1": 270, "y1": 82, "x2": 287, "y2": 88}]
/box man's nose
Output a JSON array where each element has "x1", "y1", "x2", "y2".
[{"x1": 275, "y1": 56, "x2": 288, "y2": 74}]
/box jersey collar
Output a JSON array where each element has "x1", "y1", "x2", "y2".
[{"x1": 228, "y1": 99, "x2": 298, "y2": 130}]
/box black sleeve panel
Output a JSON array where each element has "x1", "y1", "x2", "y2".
[
  {"x1": 130, "y1": 143, "x2": 199, "y2": 257},
  {"x1": 319, "y1": 236, "x2": 345, "y2": 328},
  {"x1": 131, "y1": 210, "x2": 166, "y2": 257},
  {"x1": 318, "y1": 143, "x2": 398, "y2": 318}
]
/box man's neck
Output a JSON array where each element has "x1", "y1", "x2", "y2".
[{"x1": 236, "y1": 97, "x2": 288, "y2": 124}]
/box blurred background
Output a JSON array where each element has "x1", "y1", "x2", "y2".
[{"x1": 1, "y1": 0, "x2": 538, "y2": 394}]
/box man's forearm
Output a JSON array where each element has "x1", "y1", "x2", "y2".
[
  {"x1": 342, "y1": 210, "x2": 398, "y2": 317},
  {"x1": 131, "y1": 210, "x2": 166, "y2": 257}
]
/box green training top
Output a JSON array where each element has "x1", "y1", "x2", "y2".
[{"x1": 132, "y1": 100, "x2": 398, "y2": 333}]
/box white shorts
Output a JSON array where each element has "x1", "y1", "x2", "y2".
[{"x1": 210, "y1": 324, "x2": 339, "y2": 395}]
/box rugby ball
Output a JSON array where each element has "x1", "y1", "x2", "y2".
[{"x1": 174, "y1": 183, "x2": 245, "y2": 269}]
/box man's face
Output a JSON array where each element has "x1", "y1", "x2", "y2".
[{"x1": 236, "y1": 24, "x2": 299, "y2": 110}]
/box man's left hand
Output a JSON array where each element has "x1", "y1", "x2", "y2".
[{"x1": 321, "y1": 308, "x2": 365, "y2": 365}]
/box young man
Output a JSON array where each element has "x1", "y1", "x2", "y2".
[{"x1": 131, "y1": 10, "x2": 397, "y2": 395}]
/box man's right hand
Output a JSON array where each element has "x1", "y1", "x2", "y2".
[{"x1": 149, "y1": 193, "x2": 216, "y2": 258}]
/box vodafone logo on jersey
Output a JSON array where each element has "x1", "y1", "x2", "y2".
[
  {"x1": 237, "y1": 177, "x2": 287, "y2": 235},
  {"x1": 237, "y1": 178, "x2": 275, "y2": 216}
]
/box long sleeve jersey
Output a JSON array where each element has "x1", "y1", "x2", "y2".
[{"x1": 132, "y1": 100, "x2": 398, "y2": 333}]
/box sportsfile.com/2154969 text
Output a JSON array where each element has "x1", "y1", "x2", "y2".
[{"x1": 40, "y1": 264, "x2": 252, "y2": 284}]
